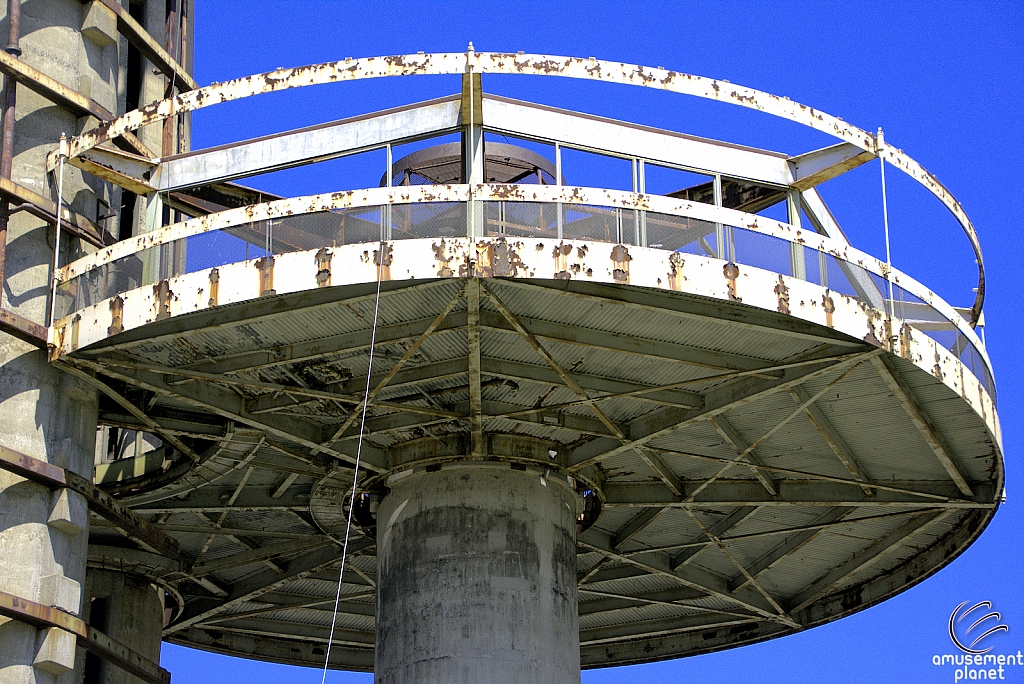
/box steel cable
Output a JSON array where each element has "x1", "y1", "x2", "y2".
[{"x1": 320, "y1": 240, "x2": 385, "y2": 683}]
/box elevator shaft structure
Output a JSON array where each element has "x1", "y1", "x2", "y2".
[{"x1": 0, "y1": 41, "x2": 1004, "y2": 684}]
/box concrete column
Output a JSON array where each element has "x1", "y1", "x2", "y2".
[
  {"x1": 0, "y1": 340, "x2": 96, "y2": 684},
  {"x1": 0, "y1": 1, "x2": 106, "y2": 682},
  {"x1": 375, "y1": 463, "x2": 581, "y2": 684},
  {"x1": 78, "y1": 571, "x2": 164, "y2": 684}
]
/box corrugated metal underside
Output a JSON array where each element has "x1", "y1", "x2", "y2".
[{"x1": 79, "y1": 276, "x2": 1000, "y2": 671}]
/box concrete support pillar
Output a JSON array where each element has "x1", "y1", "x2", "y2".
[
  {"x1": 78, "y1": 571, "x2": 164, "y2": 684},
  {"x1": 0, "y1": 1, "x2": 104, "y2": 681},
  {"x1": 0, "y1": 342, "x2": 97, "y2": 684},
  {"x1": 375, "y1": 463, "x2": 581, "y2": 684}
]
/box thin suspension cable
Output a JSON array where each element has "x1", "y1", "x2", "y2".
[{"x1": 320, "y1": 241, "x2": 385, "y2": 683}]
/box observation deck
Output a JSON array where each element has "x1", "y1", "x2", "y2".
[{"x1": 48, "y1": 51, "x2": 1002, "y2": 674}]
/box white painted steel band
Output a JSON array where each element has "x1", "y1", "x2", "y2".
[
  {"x1": 51, "y1": 51, "x2": 984, "y2": 321},
  {"x1": 55, "y1": 184, "x2": 990, "y2": 377}
]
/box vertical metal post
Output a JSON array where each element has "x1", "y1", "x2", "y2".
[
  {"x1": 787, "y1": 188, "x2": 806, "y2": 280},
  {"x1": 0, "y1": 0, "x2": 22, "y2": 296},
  {"x1": 48, "y1": 134, "x2": 66, "y2": 328},
  {"x1": 555, "y1": 143, "x2": 563, "y2": 239},
  {"x1": 878, "y1": 128, "x2": 896, "y2": 322},
  {"x1": 463, "y1": 46, "x2": 483, "y2": 239},
  {"x1": 385, "y1": 143, "x2": 392, "y2": 240},
  {"x1": 713, "y1": 174, "x2": 725, "y2": 260},
  {"x1": 632, "y1": 158, "x2": 642, "y2": 246},
  {"x1": 638, "y1": 159, "x2": 647, "y2": 246}
]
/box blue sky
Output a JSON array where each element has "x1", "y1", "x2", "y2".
[{"x1": 163, "y1": 2, "x2": 1023, "y2": 682}]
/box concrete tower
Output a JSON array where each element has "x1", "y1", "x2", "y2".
[{"x1": 0, "y1": 1, "x2": 192, "y2": 682}]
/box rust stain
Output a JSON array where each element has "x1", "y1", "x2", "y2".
[
  {"x1": 208, "y1": 269, "x2": 219, "y2": 307},
  {"x1": 70, "y1": 314, "x2": 80, "y2": 349},
  {"x1": 153, "y1": 281, "x2": 173, "y2": 321},
  {"x1": 899, "y1": 323, "x2": 914, "y2": 361},
  {"x1": 668, "y1": 252, "x2": 684, "y2": 291},
  {"x1": 432, "y1": 239, "x2": 455, "y2": 277},
  {"x1": 774, "y1": 275, "x2": 790, "y2": 315},
  {"x1": 315, "y1": 248, "x2": 333, "y2": 288},
  {"x1": 108, "y1": 296, "x2": 124, "y2": 335},
  {"x1": 553, "y1": 242, "x2": 573, "y2": 280},
  {"x1": 932, "y1": 350, "x2": 944, "y2": 381},
  {"x1": 491, "y1": 238, "x2": 526, "y2": 277},
  {"x1": 610, "y1": 244, "x2": 631, "y2": 284},
  {"x1": 862, "y1": 308, "x2": 883, "y2": 347},
  {"x1": 473, "y1": 242, "x2": 494, "y2": 277},
  {"x1": 822, "y1": 291, "x2": 835, "y2": 328},
  {"x1": 255, "y1": 256, "x2": 276, "y2": 297},
  {"x1": 373, "y1": 243, "x2": 392, "y2": 281},
  {"x1": 723, "y1": 262, "x2": 741, "y2": 302}
]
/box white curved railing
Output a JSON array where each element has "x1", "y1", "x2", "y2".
[
  {"x1": 49, "y1": 51, "x2": 987, "y2": 324},
  {"x1": 53, "y1": 184, "x2": 994, "y2": 397}
]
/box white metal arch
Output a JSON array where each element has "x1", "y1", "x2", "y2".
[{"x1": 52, "y1": 49, "x2": 986, "y2": 322}]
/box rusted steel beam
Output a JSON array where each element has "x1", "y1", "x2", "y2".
[
  {"x1": 0, "y1": 443, "x2": 181, "y2": 560},
  {"x1": 0, "y1": 591, "x2": 171, "y2": 684},
  {"x1": 0, "y1": 306, "x2": 46, "y2": 346},
  {"x1": 69, "y1": 146, "x2": 157, "y2": 195},
  {"x1": 788, "y1": 143, "x2": 875, "y2": 191},
  {"x1": 0, "y1": 177, "x2": 107, "y2": 247},
  {"x1": 0, "y1": 50, "x2": 150, "y2": 156},
  {"x1": 78, "y1": 0, "x2": 196, "y2": 91}
]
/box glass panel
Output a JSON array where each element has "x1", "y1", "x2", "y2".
[
  {"x1": 645, "y1": 211, "x2": 717, "y2": 254},
  {"x1": 732, "y1": 227, "x2": 791, "y2": 275},
  {"x1": 483, "y1": 201, "x2": 558, "y2": 239},
  {"x1": 644, "y1": 164, "x2": 713, "y2": 201},
  {"x1": 391, "y1": 203, "x2": 466, "y2": 240}
]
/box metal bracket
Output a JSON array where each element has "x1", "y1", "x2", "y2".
[
  {"x1": 0, "y1": 444, "x2": 180, "y2": 559},
  {"x1": 0, "y1": 590, "x2": 170, "y2": 684}
]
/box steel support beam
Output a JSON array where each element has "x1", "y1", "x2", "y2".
[
  {"x1": 789, "y1": 384, "x2": 873, "y2": 495},
  {"x1": 728, "y1": 506, "x2": 853, "y2": 592},
  {"x1": 64, "y1": 358, "x2": 388, "y2": 473},
  {"x1": 570, "y1": 350, "x2": 875, "y2": 470},
  {"x1": 709, "y1": 415, "x2": 777, "y2": 494},
  {"x1": 670, "y1": 506, "x2": 757, "y2": 569},
  {"x1": 0, "y1": 177, "x2": 106, "y2": 246},
  {"x1": 612, "y1": 508, "x2": 664, "y2": 549},
  {"x1": 467, "y1": 279, "x2": 484, "y2": 458},
  {"x1": 577, "y1": 528, "x2": 799, "y2": 627},
  {"x1": 870, "y1": 355, "x2": 973, "y2": 497},
  {"x1": 0, "y1": 444, "x2": 180, "y2": 559},
  {"x1": 84, "y1": 0, "x2": 197, "y2": 91},
  {"x1": 165, "y1": 540, "x2": 369, "y2": 635},
  {"x1": 0, "y1": 305, "x2": 46, "y2": 346},
  {"x1": 788, "y1": 142, "x2": 875, "y2": 191},
  {"x1": 601, "y1": 480, "x2": 989, "y2": 509},
  {"x1": 0, "y1": 591, "x2": 170, "y2": 684},
  {"x1": 785, "y1": 509, "x2": 953, "y2": 614}
]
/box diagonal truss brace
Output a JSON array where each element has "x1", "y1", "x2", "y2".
[{"x1": 485, "y1": 283, "x2": 683, "y2": 495}]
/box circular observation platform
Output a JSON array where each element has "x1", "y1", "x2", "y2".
[{"x1": 50, "y1": 51, "x2": 1002, "y2": 674}]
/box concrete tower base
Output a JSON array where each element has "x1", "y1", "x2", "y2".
[
  {"x1": 79, "y1": 571, "x2": 165, "y2": 684},
  {"x1": 375, "y1": 463, "x2": 581, "y2": 684}
]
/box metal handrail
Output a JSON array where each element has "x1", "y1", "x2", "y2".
[{"x1": 54, "y1": 184, "x2": 991, "y2": 381}]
